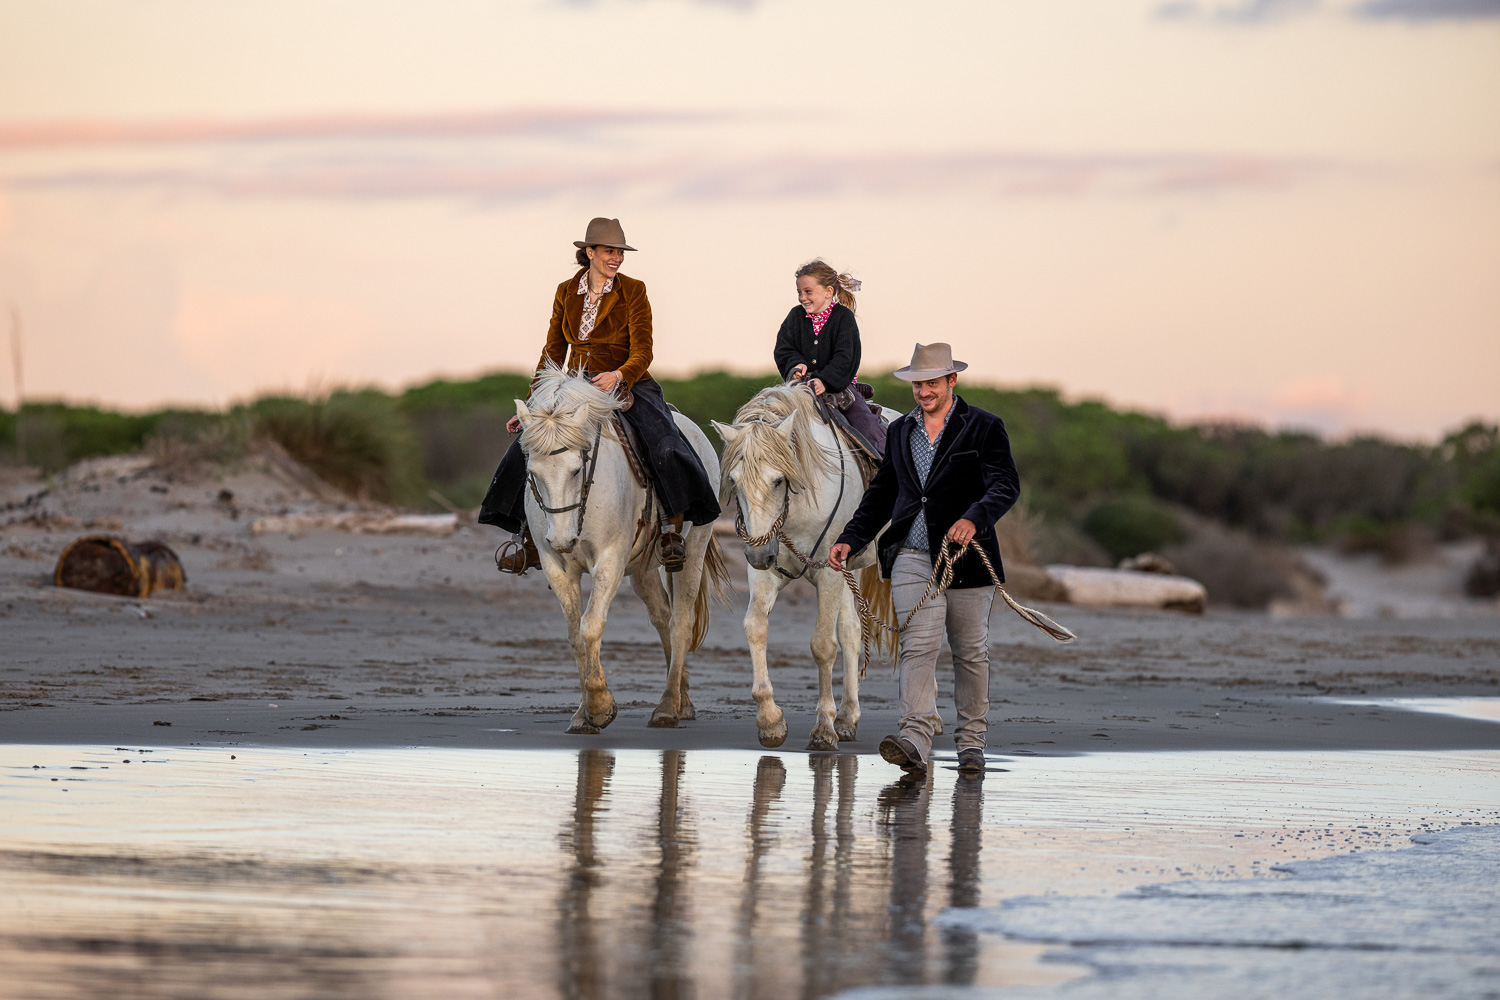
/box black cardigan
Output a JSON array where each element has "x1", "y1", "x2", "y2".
[
  {"x1": 772, "y1": 303, "x2": 861, "y2": 394},
  {"x1": 835, "y1": 396, "x2": 1021, "y2": 588}
]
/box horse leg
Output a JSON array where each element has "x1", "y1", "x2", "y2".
[
  {"x1": 630, "y1": 568, "x2": 693, "y2": 721},
  {"x1": 569, "y1": 559, "x2": 627, "y2": 734},
  {"x1": 806, "y1": 573, "x2": 842, "y2": 751},
  {"x1": 745, "y1": 567, "x2": 788, "y2": 748},
  {"x1": 653, "y1": 525, "x2": 710, "y2": 728},
  {"x1": 833, "y1": 583, "x2": 862, "y2": 743},
  {"x1": 544, "y1": 562, "x2": 607, "y2": 735}
]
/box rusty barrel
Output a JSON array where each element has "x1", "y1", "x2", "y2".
[{"x1": 54, "y1": 536, "x2": 187, "y2": 598}]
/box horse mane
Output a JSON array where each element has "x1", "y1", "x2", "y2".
[
  {"x1": 720, "y1": 382, "x2": 837, "y2": 507},
  {"x1": 518, "y1": 362, "x2": 625, "y2": 455}
]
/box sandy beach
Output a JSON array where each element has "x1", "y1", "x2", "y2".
[{"x1": 2, "y1": 455, "x2": 1499, "y2": 754}]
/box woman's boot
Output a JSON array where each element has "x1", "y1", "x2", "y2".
[
  {"x1": 496, "y1": 525, "x2": 541, "y2": 575},
  {"x1": 659, "y1": 514, "x2": 686, "y2": 573}
]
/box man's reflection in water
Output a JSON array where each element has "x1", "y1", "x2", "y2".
[
  {"x1": 558, "y1": 749, "x2": 614, "y2": 1000},
  {"x1": 943, "y1": 774, "x2": 985, "y2": 985},
  {"x1": 733, "y1": 756, "x2": 786, "y2": 999},
  {"x1": 878, "y1": 770, "x2": 932, "y2": 985},
  {"x1": 650, "y1": 749, "x2": 696, "y2": 1000}
]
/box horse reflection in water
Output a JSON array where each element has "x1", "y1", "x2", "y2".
[{"x1": 554, "y1": 750, "x2": 986, "y2": 998}]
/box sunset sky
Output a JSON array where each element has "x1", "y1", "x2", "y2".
[{"x1": 1, "y1": 0, "x2": 1496, "y2": 440}]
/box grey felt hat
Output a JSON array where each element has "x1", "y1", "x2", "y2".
[
  {"x1": 892, "y1": 342, "x2": 968, "y2": 381},
  {"x1": 573, "y1": 217, "x2": 636, "y2": 251}
]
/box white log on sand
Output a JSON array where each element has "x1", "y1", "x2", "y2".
[
  {"x1": 249, "y1": 512, "x2": 459, "y2": 537},
  {"x1": 1046, "y1": 565, "x2": 1208, "y2": 613}
]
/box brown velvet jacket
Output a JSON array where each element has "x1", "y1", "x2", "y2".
[{"x1": 534, "y1": 269, "x2": 653, "y2": 390}]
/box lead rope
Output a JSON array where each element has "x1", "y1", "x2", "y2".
[{"x1": 746, "y1": 527, "x2": 1076, "y2": 677}]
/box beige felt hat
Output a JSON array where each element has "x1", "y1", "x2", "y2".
[
  {"x1": 573, "y1": 217, "x2": 636, "y2": 251},
  {"x1": 892, "y1": 342, "x2": 968, "y2": 381}
]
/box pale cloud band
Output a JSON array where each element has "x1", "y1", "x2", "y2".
[{"x1": 1156, "y1": 0, "x2": 1500, "y2": 21}]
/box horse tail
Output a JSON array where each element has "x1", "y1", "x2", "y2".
[
  {"x1": 689, "y1": 533, "x2": 734, "y2": 652},
  {"x1": 859, "y1": 564, "x2": 898, "y2": 661}
]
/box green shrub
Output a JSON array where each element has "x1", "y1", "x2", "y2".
[
  {"x1": 245, "y1": 391, "x2": 420, "y2": 503},
  {"x1": 1081, "y1": 496, "x2": 1186, "y2": 563}
]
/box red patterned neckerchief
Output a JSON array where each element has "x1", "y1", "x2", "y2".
[{"x1": 807, "y1": 301, "x2": 835, "y2": 337}]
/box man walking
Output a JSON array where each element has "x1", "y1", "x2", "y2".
[{"x1": 828, "y1": 343, "x2": 1020, "y2": 776}]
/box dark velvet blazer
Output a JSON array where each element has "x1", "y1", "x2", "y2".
[
  {"x1": 835, "y1": 396, "x2": 1021, "y2": 588},
  {"x1": 772, "y1": 303, "x2": 860, "y2": 394},
  {"x1": 534, "y1": 269, "x2": 652, "y2": 390}
]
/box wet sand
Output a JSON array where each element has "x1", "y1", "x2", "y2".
[{"x1": 4, "y1": 744, "x2": 1497, "y2": 999}]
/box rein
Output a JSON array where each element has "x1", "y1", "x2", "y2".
[{"x1": 747, "y1": 527, "x2": 1076, "y2": 677}]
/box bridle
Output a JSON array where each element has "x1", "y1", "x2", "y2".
[
  {"x1": 526, "y1": 422, "x2": 604, "y2": 537},
  {"x1": 731, "y1": 394, "x2": 850, "y2": 581}
]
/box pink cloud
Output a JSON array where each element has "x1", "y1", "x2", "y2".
[{"x1": 0, "y1": 109, "x2": 725, "y2": 151}]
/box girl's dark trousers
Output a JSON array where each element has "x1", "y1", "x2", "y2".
[{"x1": 478, "y1": 378, "x2": 721, "y2": 534}]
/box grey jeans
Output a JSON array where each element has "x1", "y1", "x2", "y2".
[{"x1": 891, "y1": 550, "x2": 995, "y2": 762}]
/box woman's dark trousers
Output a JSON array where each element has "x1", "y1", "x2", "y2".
[{"x1": 478, "y1": 378, "x2": 721, "y2": 534}]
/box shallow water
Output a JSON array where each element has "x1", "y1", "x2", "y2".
[
  {"x1": 1328, "y1": 696, "x2": 1500, "y2": 725},
  {"x1": 2, "y1": 745, "x2": 1497, "y2": 999}
]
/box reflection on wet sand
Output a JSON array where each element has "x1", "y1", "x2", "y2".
[
  {"x1": 558, "y1": 748, "x2": 613, "y2": 1000},
  {"x1": 945, "y1": 774, "x2": 984, "y2": 986},
  {"x1": 4, "y1": 745, "x2": 1491, "y2": 999}
]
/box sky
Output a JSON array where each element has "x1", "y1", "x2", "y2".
[{"x1": 0, "y1": 0, "x2": 1496, "y2": 440}]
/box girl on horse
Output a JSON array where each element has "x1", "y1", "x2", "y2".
[
  {"x1": 772, "y1": 259, "x2": 887, "y2": 456},
  {"x1": 481, "y1": 217, "x2": 721, "y2": 573}
]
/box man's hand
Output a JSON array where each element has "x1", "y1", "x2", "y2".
[
  {"x1": 947, "y1": 518, "x2": 978, "y2": 547},
  {"x1": 790, "y1": 364, "x2": 808, "y2": 380},
  {"x1": 809, "y1": 378, "x2": 826, "y2": 396},
  {"x1": 828, "y1": 542, "x2": 852, "y2": 571},
  {"x1": 590, "y1": 370, "x2": 624, "y2": 393},
  {"x1": 506, "y1": 415, "x2": 522, "y2": 434}
]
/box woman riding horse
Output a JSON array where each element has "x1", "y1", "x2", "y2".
[{"x1": 481, "y1": 217, "x2": 721, "y2": 572}]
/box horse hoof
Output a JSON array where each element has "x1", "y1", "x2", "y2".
[
  {"x1": 835, "y1": 723, "x2": 858, "y2": 743},
  {"x1": 648, "y1": 712, "x2": 678, "y2": 729},
  {"x1": 680, "y1": 703, "x2": 697, "y2": 722},
  {"x1": 807, "y1": 734, "x2": 837, "y2": 752},
  {"x1": 758, "y1": 719, "x2": 788, "y2": 748},
  {"x1": 566, "y1": 723, "x2": 601, "y2": 735},
  {"x1": 587, "y1": 703, "x2": 618, "y2": 731}
]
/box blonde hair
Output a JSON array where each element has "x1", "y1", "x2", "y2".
[{"x1": 796, "y1": 259, "x2": 858, "y2": 313}]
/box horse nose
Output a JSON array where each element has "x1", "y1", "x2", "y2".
[
  {"x1": 548, "y1": 529, "x2": 577, "y2": 554},
  {"x1": 745, "y1": 540, "x2": 779, "y2": 571}
]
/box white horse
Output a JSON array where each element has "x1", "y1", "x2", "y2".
[
  {"x1": 713, "y1": 385, "x2": 898, "y2": 751},
  {"x1": 515, "y1": 365, "x2": 731, "y2": 733}
]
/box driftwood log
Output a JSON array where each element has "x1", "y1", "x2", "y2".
[{"x1": 54, "y1": 536, "x2": 187, "y2": 598}]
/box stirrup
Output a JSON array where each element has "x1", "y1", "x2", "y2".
[
  {"x1": 659, "y1": 530, "x2": 686, "y2": 574},
  {"x1": 495, "y1": 530, "x2": 540, "y2": 576}
]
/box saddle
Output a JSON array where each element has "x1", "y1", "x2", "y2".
[
  {"x1": 611, "y1": 411, "x2": 651, "y2": 489},
  {"x1": 819, "y1": 395, "x2": 885, "y2": 487}
]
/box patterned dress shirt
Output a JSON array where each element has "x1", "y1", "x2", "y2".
[
  {"x1": 576, "y1": 271, "x2": 614, "y2": 342},
  {"x1": 902, "y1": 402, "x2": 955, "y2": 551}
]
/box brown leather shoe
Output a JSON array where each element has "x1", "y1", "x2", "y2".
[
  {"x1": 496, "y1": 528, "x2": 541, "y2": 575},
  {"x1": 659, "y1": 530, "x2": 686, "y2": 573}
]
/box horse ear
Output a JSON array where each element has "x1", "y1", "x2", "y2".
[
  {"x1": 514, "y1": 399, "x2": 531, "y2": 424},
  {"x1": 776, "y1": 412, "x2": 798, "y2": 439},
  {"x1": 711, "y1": 420, "x2": 740, "y2": 444}
]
